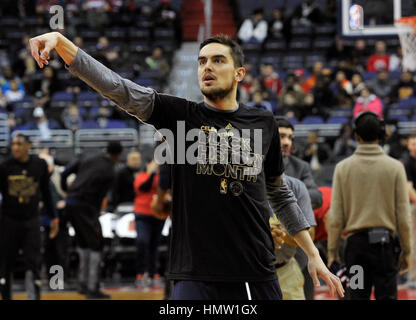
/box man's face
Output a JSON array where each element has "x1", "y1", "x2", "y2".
[
  {"x1": 408, "y1": 137, "x2": 416, "y2": 158},
  {"x1": 11, "y1": 136, "x2": 30, "y2": 161},
  {"x1": 127, "y1": 152, "x2": 142, "y2": 170},
  {"x1": 278, "y1": 127, "x2": 294, "y2": 156},
  {"x1": 198, "y1": 43, "x2": 242, "y2": 102}
]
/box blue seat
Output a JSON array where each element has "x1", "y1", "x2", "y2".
[
  {"x1": 105, "y1": 120, "x2": 127, "y2": 129},
  {"x1": 264, "y1": 40, "x2": 286, "y2": 51},
  {"x1": 289, "y1": 39, "x2": 312, "y2": 50},
  {"x1": 387, "y1": 114, "x2": 408, "y2": 122},
  {"x1": 326, "y1": 116, "x2": 349, "y2": 124},
  {"x1": 363, "y1": 72, "x2": 378, "y2": 81},
  {"x1": 313, "y1": 38, "x2": 334, "y2": 50},
  {"x1": 302, "y1": 116, "x2": 324, "y2": 124},
  {"x1": 134, "y1": 78, "x2": 157, "y2": 87},
  {"x1": 52, "y1": 91, "x2": 73, "y2": 102},
  {"x1": 388, "y1": 107, "x2": 411, "y2": 117},
  {"x1": 80, "y1": 121, "x2": 100, "y2": 129},
  {"x1": 78, "y1": 91, "x2": 98, "y2": 101},
  {"x1": 288, "y1": 117, "x2": 298, "y2": 125},
  {"x1": 330, "y1": 109, "x2": 352, "y2": 118},
  {"x1": 398, "y1": 97, "x2": 416, "y2": 109}
]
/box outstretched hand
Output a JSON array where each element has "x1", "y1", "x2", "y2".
[
  {"x1": 308, "y1": 254, "x2": 345, "y2": 298},
  {"x1": 29, "y1": 32, "x2": 60, "y2": 68}
]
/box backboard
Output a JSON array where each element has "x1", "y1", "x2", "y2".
[{"x1": 339, "y1": 0, "x2": 416, "y2": 37}]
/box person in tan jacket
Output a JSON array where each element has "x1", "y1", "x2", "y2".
[{"x1": 328, "y1": 111, "x2": 412, "y2": 300}]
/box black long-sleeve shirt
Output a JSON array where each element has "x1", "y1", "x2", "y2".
[
  {"x1": 61, "y1": 153, "x2": 116, "y2": 211},
  {"x1": 108, "y1": 165, "x2": 138, "y2": 209},
  {"x1": 0, "y1": 155, "x2": 57, "y2": 220}
]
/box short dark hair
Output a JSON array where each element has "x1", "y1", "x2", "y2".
[
  {"x1": 107, "y1": 141, "x2": 123, "y2": 155},
  {"x1": 14, "y1": 133, "x2": 30, "y2": 144},
  {"x1": 199, "y1": 35, "x2": 244, "y2": 68},
  {"x1": 275, "y1": 116, "x2": 294, "y2": 131},
  {"x1": 354, "y1": 113, "x2": 382, "y2": 142}
]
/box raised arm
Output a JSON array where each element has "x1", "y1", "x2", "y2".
[{"x1": 29, "y1": 32, "x2": 155, "y2": 122}]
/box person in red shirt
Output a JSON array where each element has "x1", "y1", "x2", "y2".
[
  {"x1": 261, "y1": 64, "x2": 283, "y2": 97},
  {"x1": 133, "y1": 158, "x2": 165, "y2": 291},
  {"x1": 301, "y1": 61, "x2": 323, "y2": 93},
  {"x1": 367, "y1": 41, "x2": 390, "y2": 72}
]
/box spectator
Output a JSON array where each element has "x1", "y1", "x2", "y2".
[
  {"x1": 33, "y1": 67, "x2": 60, "y2": 106},
  {"x1": 92, "y1": 105, "x2": 112, "y2": 129},
  {"x1": 268, "y1": 8, "x2": 291, "y2": 44},
  {"x1": 313, "y1": 186, "x2": 333, "y2": 263},
  {"x1": 260, "y1": 64, "x2": 283, "y2": 98},
  {"x1": 311, "y1": 75, "x2": 336, "y2": 118},
  {"x1": 392, "y1": 70, "x2": 416, "y2": 101},
  {"x1": 62, "y1": 104, "x2": 83, "y2": 132},
  {"x1": 4, "y1": 79, "x2": 25, "y2": 103},
  {"x1": 237, "y1": 8, "x2": 268, "y2": 44},
  {"x1": 0, "y1": 67, "x2": 24, "y2": 95},
  {"x1": 144, "y1": 46, "x2": 171, "y2": 80},
  {"x1": 333, "y1": 123, "x2": 357, "y2": 161},
  {"x1": 238, "y1": 72, "x2": 255, "y2": 103},
  {"x1": 27, "y1": 107, "x2": 61, "y2": 140},
  {"x1": 366, "y1": 70, "x2": 395, "y2": 105},
  {"x1": 389, "y1": 47, "x2": 403, "y2": 72},
  {"x1": 302, "y1": 131, "x2": 332, "y2": 172},
  {"x1": 331, "y1": 71, "x2": 353, "y2": 96},
  {"x1": 326, "y1": 36, "x2": 351, "y2": 63},
  {"x1": 83, "y1": 0, "x2": 109, "y2": 30},
  {"x1": 95, "y1": 36, "x2": 119, "y2": 69},
  {"x1": 302, "y1": 61, "x2": 323, "y2": 93},
  {"x1": 278, "y1": 73, "x2": 307, "y2": 117},
  {"x1": 351, "y1": 73, "x2": 366, "y2": 97},
  {"x1": 246, "y1": 91, "x2": 273, "y2": 112},
  {"x1": 367, "y1": 41, "x2": 390, "y2": 72},
  {"x1": 292, "y1": 0, "x2": 324, "y2": 25},
  {"x1": 351, "y1": 39, "x2": 368, "y2": 74},
  {"x1": 384, "y1": 120, "x2": 406, "y2": 160},
  {"x1": 134, "y1": 159, "x2": 165, "y2": 291},
  {"x1": 353, "y1": 87, "x2": 384, "y2": 118},
  {"x1": 151, "y1": 0, "x2": 182, "y2": 46},
  {"x1": 0, "y1": 88, "x2": 8, "y2": 110},
  {"x1": 108, "y1": 151, "x2": 142, "y2": 211}
]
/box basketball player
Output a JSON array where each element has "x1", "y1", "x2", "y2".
[{"x1": 29, "y1": 32, "x2": 343, "y2": 299}]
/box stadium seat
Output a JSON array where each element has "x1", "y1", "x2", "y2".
[
  {"x1": 289, "y1": 39, "x2": 312, "y2": 51},
  {"x1": 52, "y1": 92, "x2": 74, "y2": 102},
  {"x1": 326, "y1": 116, "x2": 349, "y2": 124},
  {"x1": 398, "y1": 97, "x2": 416, "y2": 109},
  {"x1": 80, "y1": 121, "x2": 100, "y2": 129},
  {"x1": 387, "y1": 114, "x2": 409, "y2": 122},
  {"x1": 78, "y1": 92, "x2": 99, "y2": 102},
  {"x1": 105, "y1": 120, "x2": 128, "y2": 129},
  {"x1": 302, "y1": 116, "x2": 324, "y2": 124},
  {"x1": 314, "y1": 24, "x2": 336, "y2": 36},
  {"x1": 264, "y1": 40, "x2": 286, "y2": 52},
  {"x1": 330, "y1": 109, "x2": 352, "y2": 118},
  {"x1": 313, "y1": 38, "x2": 334, "y2": 50},
  {"x1": 363, "y1": 72, "x2": 378, "y2": 81}
]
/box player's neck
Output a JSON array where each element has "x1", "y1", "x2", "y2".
[{"x1": 204, "y1": 92, "x2": 238, "y2": 111}]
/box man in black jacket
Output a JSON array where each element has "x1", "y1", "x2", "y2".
[
  {"x1": 0, "y1": 134, "x2": 59, "y2": 300},
  {"x1": 61, "y1": 141, "x2": 123, "y2": 299}
]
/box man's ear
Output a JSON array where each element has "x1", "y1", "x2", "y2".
[{"x1": 235, "y1": 67, "x2": 246, "y2": 83}]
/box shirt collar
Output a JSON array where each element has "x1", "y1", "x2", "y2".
[
  {"x1": 203, "y1": 102, "x2": 239, "y2": 113},
  {"x1": 354, "y1": 144, "x2": 384, "y2": 155}
]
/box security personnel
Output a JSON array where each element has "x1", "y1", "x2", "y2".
[{"x1": 328, "y1": 111, "x2": 412, "y2": 300}]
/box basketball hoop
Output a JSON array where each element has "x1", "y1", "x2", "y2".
[{"x1": 395, "y1": 16, "x2": 416, "y2": 71}]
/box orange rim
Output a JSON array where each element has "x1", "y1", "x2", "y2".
[{"x1": 396, "y1": 17, "x2": 416, "y2": 35}]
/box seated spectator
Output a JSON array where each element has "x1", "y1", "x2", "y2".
[
  {"x1": 0, "y1": 88, "x2": 8, "y2": 110},
  {"x1": 351, "y1": 73, "x2": 366, "y2": 97},
  {"x1": 246, "y1": 91, "x2": 273, "y2": 112},
  {"x1": 145, "y1": 47, "x2": 171, "y2": 80},
  {"x1": 366, "y1": 70, "x2": 395, "y2": 105},
  {"x1": 92, "y1": 105, "x2": 112, "y2": 128},
  {"x1": 389, "y1": 47, "x2": 403, "y2": 72},
  {"x1": 268, "y1": 8, "x2": 291, "y2": 43},
  {"x1": 237, "y1": 8, "x2": 268, "y2": 44},
  {"x1": 34, "y1": 67, "x2": 60, "y2": 104},
  {"x1": 333, "y1": 123, "x2": 357, "y2": 161},
  {"x1": 151, "y1": 0, "x2": 182, "y2": 46},
  {"x1": 96, "y1": 36, "x2": 119, "y2": 69},
  {"x1": 331, "y1": 71, "x2": 353, "y2": 96},
  {"x1": 83, "y1": 0, "x2": 109, "y2": 30},
  {"x1": 392, "y1": 70, "x2": 416, "y2": 101},
  {"x1": 0, "y1": 67, "x2": 25, "y2": 94},
  {"x1": 311, "y1": 75, "x2": 336, "y2": 118},
  {"x1": 367, "y1": 40, "x2": 390, "y2": 72},
  {"x1": 353, "y1": 87, "x2": 384, "y2": 118},
  {"x1": 351, "y1": 39, "x2": 369, "y2": 74},
  {"x1": 326, "y1": 36, "x2": 352, "y2": 63},
  {"x1": 302, "y1": 131, "x2": 332, "y2": 172},
  {"x1": 302, "y1": 61, "x2": 323, "y2": 93},
  {"x1": 62, "y1": 104, "x2": 83, "y2": 132},
  {"x1": 278, "y1": 73, "x2": 307, "y2": 117},
  {"x1": 292, "y1": 0, "x2": 324, "y2": 25},
  {"x1": 27, "y1": 107, "x2": 61, "y2": 140},
  {"x1": 4, "y1": 79, "x2": 25, "y2": 103},
  {"x1": 238, "y1": 72, "x2": 255, "y2": 104},
  {"x1": 260, "y1": 64, "x2": 283, "y2": 98}
]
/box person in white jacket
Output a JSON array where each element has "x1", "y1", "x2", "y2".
[{"x1": 238, "y1": 8, "x2": 268, "y2": 44}]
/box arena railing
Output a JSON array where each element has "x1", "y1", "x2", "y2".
[{"x1": 0, "y1": 113, "x2": 10, "y2": 152}]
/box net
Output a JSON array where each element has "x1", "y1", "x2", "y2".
[{"x1": 395, "y1": 16, "x2": 416, "y2": 71}]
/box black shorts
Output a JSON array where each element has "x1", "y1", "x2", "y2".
[{"x1": 171, "y1": 280, "x2": 282, "y2": 300}]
